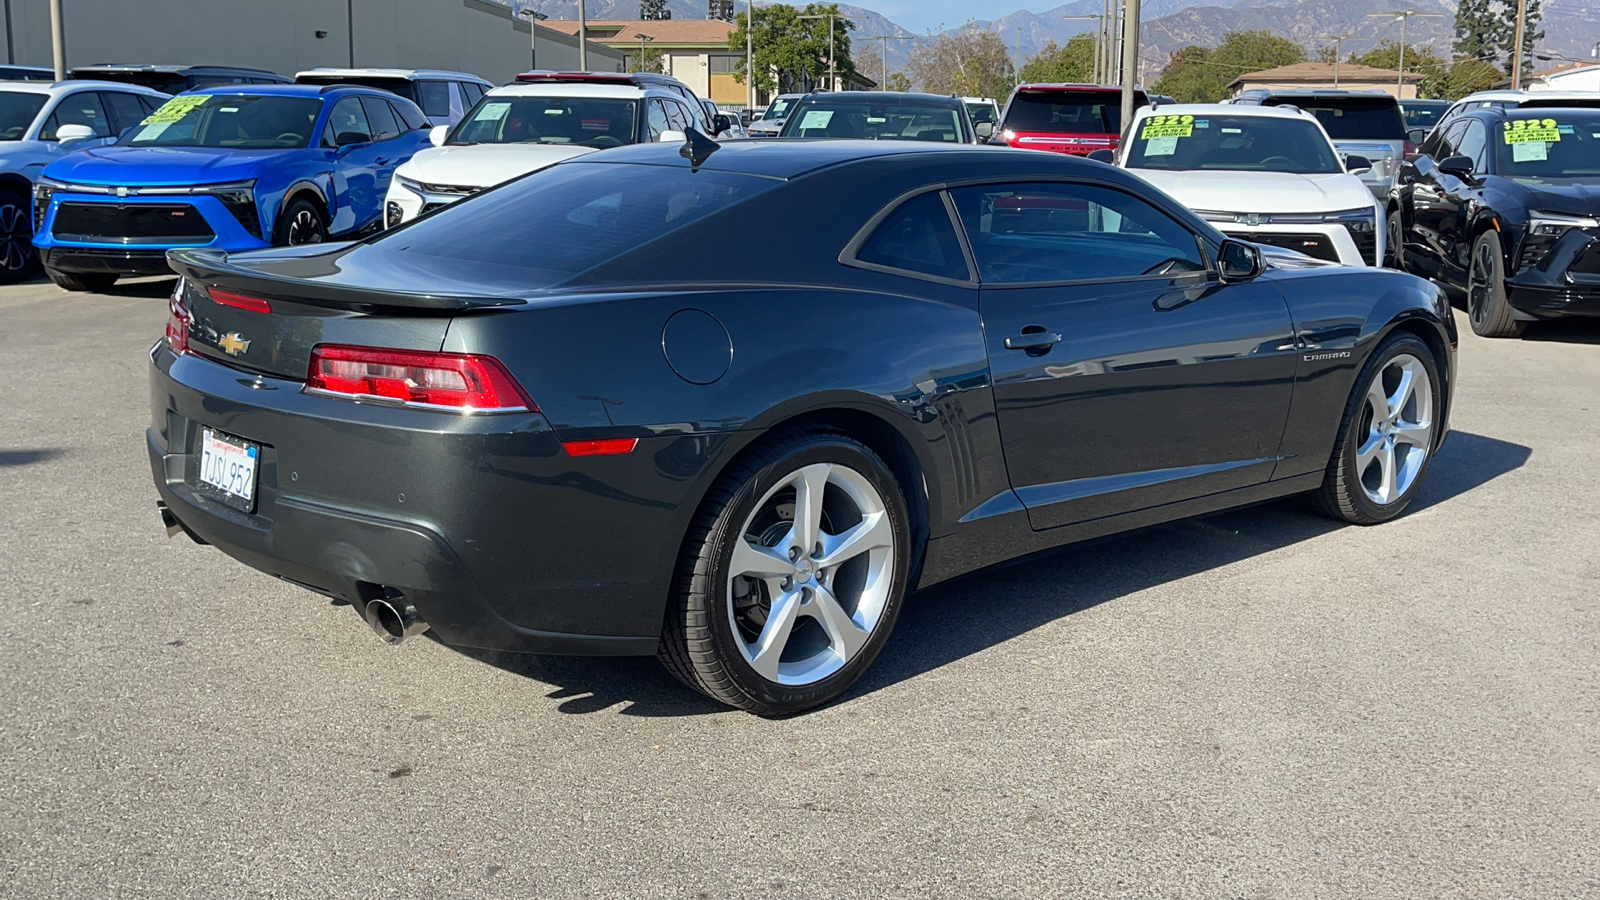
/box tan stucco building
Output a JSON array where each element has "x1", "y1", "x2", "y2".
[{"x1": 1229, "y1": 62, "x2": 1424, "y2": 99}]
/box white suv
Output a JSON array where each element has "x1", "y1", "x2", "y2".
[
  {"x1": 0, "y1": 79, "x2": 168, "y2": 282},
  {"x1": 384, "y1": 79, "x2": 703, "y2": 227},
  {"x1": 1115, "y1": 104, "x2": 1384, "y2": 267}
]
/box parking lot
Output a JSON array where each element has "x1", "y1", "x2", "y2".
[{"x1": 1, "y1": 276, "x2": 1596, "y2": 897}]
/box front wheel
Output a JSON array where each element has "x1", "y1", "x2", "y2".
[
  {"x1": 0, "y1": 188, "x2": 39, "y2": 283},
  {"x1": 1384, "y1": 208, "x2": 1406, "y2": 271},
  {"x1": 659, "y1": 429, "x2": 911, "y2": 716},
  {"x1": 1466, "y1": 231, "x2": 1525, "y2": 338},
  {"x1": 1314, "y1": 332, "x2": 1440, "y2": 524},
  {"x1": 274, "y1": 197, "x2": 328, "y2": 246}
]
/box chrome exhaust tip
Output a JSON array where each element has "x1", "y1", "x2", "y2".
[{"x1": 365, "y1": 597, "x2": 430, "y2": 645}]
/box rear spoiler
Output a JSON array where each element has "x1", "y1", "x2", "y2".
[{"x1": 167, "y1": 248, "x2": 524, "y2": 313}]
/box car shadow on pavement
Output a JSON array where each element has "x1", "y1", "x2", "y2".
[
  {"x1": 1520, "y1": 318, "x2": 1600, "y2": 345},
  {"x1": 454, "y1": 431, "x2": 1529, "y2": 718},
  {"x1": 102, "y1": 277, "x2": 178, "y2": 298},
  {"x1": 0, "y1": 448, "x2": 66, "y2": 467}
]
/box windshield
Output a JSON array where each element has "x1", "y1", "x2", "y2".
[
  {"x1": 1265, "y1": 97, "x2": 1405, "y2": 140},
  {"x1": 1125, "y1": 114, "x2": 1342, "y2": 173},
  {"x1": 783, "y1": 102, "x2": 965, "y2": 142},
  {"x1": 1494, "y1": 114, "x2": 1600, "y2": 179},
  {"x1": 123, "y1": 94, "x2": 323, "y2": 149},
  {"x1": 763, "y1": 97, "x2": 797, "y2": 121},
  {"x1": 1401, "y1": 101, "x2": 1449, "y2": 130},
  {"x1": 450, "y1": 96, "x2": 636, "y2": 148},
  {"x1": 0, "y1": 91, "x2": 48, "y2": 140},
  {"x1": 965, "y1": 102, "x2": 996, "y2": 126},
  {"x1": 1002, "y1": 90, "x2": 1134, "y2": 135},
  {"x1": 373, "y1": 162, "x2": 779, "y2": 284}
]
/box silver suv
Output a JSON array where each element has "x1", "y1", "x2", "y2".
[{"x1": 1233, "y1": 89, "x2": 1408, "y2": 201}]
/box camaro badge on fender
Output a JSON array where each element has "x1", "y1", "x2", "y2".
[{"x1": 218, "y1": 333, "x2": 250, "y2": 357}]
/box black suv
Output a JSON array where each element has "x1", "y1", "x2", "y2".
[
  {"x1": 1232, "y1": 89, "x2": 1408, "y2": 200},
  {"x1": 1389, "y1": 105, "x2": 1600, "y2": 337},
  {"x1": 69, "y1": 65, "x2": 290, "y2": 94}
]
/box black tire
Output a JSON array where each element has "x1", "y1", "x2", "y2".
[
  {"x1": 274, "y1": 197, "x2": 328, "y2": 246},
  {"x1": 1384, "y1": 207, "x2": 1406, "y2": 271},
  {"x1": 658, "y1": 428, "x2": 912, "y2": 716},
  {"x1": 1466, "y1": 230, "x2": 1525, "y2": 338},
  {"x1": 45, "y1": 267, "x2": 117, "y2": 292},
  {"x1": 0, "y1": 188, "x2": 39, "y2": 284},
  {"x1": 1314, "y1": 332, "x2": 1441, "y2": 525}
]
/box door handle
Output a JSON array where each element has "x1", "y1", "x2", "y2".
[
  {"x1": 377, "y1": 158, "x2": 392, "y2": 166},
  {"x1": 1004, "y1": 330, "x2": 1063, "y2": 352}
]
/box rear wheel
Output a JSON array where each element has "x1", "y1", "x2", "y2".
[
  {"x1": 1466, "y1": 231, "x2": 1525, "y2": 338},
  {"x1": 0, "y1": 188, "x2": 39, "y2": 283},
  {"x1": 659, "y1": 429, "x2": 911, "y2": 716},
  {"x1": 1315, "y1": 332, "x2": 1440, "y2": 524},
  {"x1": 1384, "y1": 208, "x2": 1406, "y2": 271},
  {"x1": 274, "y1": 197, "x2": 327, "y2": 246},
  {"x1": 45, "y1": 268, "x2": 117, "y2": 292}
]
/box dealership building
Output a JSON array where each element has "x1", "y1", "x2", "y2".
[{"x1": 0, "y1": 0, "x2": 624, "y2": 84}]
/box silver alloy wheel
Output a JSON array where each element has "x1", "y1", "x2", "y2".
[
  {"x1": 287, "y1": 208, "x2": 324, "y2": 245},
  {"x1": 0, "y1": 202, "x2": 32, "y2": 272},
  {"x1": 1356, "y1": 353, "x2": 1433, "y2": 506},
  {"x1": 727, "y1": 462, "x2": 895, "y2": 686}
]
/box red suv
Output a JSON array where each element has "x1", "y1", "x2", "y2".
[{"x1": 995, "y1": 84, "x2": 1147, "y2": 156}]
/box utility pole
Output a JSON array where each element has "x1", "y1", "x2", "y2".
[
  {"x1": 747, "y1": 0, "x2": 755, "y2": 109},
  {"x1": 578, "y1": 0, "x2": 588, "y2": 70},
  {"x1": 1511, "y1": 0, "x2": 1528, "y2": 89},
  {"x1": 1118, "y1": 0, "x2": 1141, "y2": 134},
  {"x1": 1015, "y1": 27, "x2": 1022, "y2": 85},
  {"x1": 862, "y1": 35, "x2": 913, "y2": 91},
  {"x1": 48, "y1": 0, "x2": 64, "y2": 80},
  {"x1": 1325, "y1": 35, "x2": 1353, "y2": 87},
  {"x1": 1063, "y1": 16, "x2": 1106, "y2": 83},
  {"x1": 797, "y1": 13, "x2": 861, "y2": 91},
  {"x1": 1367, "y1": 11, "x2": 1441, "y2": 98}
]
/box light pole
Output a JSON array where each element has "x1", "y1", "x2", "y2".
[
  {"x1": 1324, "y1": 34, "x2": 1354, "y2": 87},
  {"x1": 1063, "y1": 15, "x2": 1106, "y2": 83},
  {"x1": 577, "y1": 0, "x2": 588, "y2": 70},
  {"x1": 862, "y1": 35, "x2": 914, "y2": 91},
  {"x1": 797, "y1": 12, "x2": 863, "y2": 92},
  {"x1": 518, "y1": 7, "x2": 548, "y2": 72},
  {"x1": 48, "y1": 0, "x2": 63, "y2": 79},
  {"x1": 1118, "y1": 0, "x2": 1142, "y2": 137},
  {"x1": 1366, "y1": 10, "x2": 1441, "y2": 97},
  {"x1": 633, "y1": 33, "x2": 654, "y2": 74},
  {"x1": 746, "y1": 0, "x2": 755, "y2": 111}
]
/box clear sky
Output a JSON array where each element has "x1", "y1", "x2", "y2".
[{"x1": 866, "y1": 1, "x2": 1050, "y2": 33}]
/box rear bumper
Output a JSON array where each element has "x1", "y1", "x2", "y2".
[{"x1": 147, "y1": 346, "x2": 701, "y2": 657}]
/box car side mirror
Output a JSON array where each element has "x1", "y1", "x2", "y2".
[
  {"x1": 1218, "y1": 239, "x2": 1262, "y2": 283},
  {"x1": 658, "y1": 129, "x2": 686, "y2": 144},
  {"x1": 975, "y1": 121, "x2": 994, "y2": 139},
  {"x1": 1437, "y1": 154, "x2": 1474, "y2": 179},
  {"x1": 55, "y1": 123, "x2": 96, "y2": 144},
  {"x1": 1407, "y1": 127, "x2": 1428, "y2": 145},
  {"x1": 1087, "y1": 148, "x2": 1115, "y2": 164},
  {"x1": 429, "y1": 125, "x2": 449, "y2": 147},
  {"x1": 712, "y1": 114, "x2": 732, "y2": 135},
  {"x1": 1345, "y1": 154, "x2": 1373, "y2": 174}
]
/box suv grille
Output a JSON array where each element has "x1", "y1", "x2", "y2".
[
  {"x1": 52, "y1": 202, "x2": 215, "y2": 244},
  {"x1": 1245, "y1": 232, "x2": 1341, "y2": 262}
]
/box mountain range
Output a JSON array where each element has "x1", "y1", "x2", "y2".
[{"x1": 510, "y1": 0, "x2": 1600, "y2": 82}]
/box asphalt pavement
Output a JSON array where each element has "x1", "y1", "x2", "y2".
[{"x1": 1, "y1": 276, "x2": 1596, "y2": 899}]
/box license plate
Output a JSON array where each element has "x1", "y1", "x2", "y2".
[{"x1": 197, "y1": 429, "x2": 259, "y2": 512}]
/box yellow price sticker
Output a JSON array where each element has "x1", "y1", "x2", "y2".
[
  {"x1": 1503, "y1": 118, "x2": 1561, "y2": 144},
  {"x1": 1141, "y1": 114, "x2": 1195, "y2": 139},
  {"x1": 141, "y1": 94, "x2": 211, "y2": 126}
]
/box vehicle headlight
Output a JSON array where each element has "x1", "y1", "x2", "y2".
[
  {"x1": 134, "y1": 179, "x2": 256, "y2": 202},
  {"x1": 396, "y1": 175, "x2": 425, "y2": 196},
  {"x1": 1191, "y1": 209, "x2": 1238, "y2": 224},
  {"x1": 1528, "y1": 211, "x2": 1600, "y2": 237},
  {"x1": 1321, "y1": 207, "x2": 1377, "y2": 232}
]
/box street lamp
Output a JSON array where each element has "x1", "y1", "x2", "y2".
[
  {"x1": 796, "y1": 12, "x2": 864, "y2": 92},
  {"x1": 1322, "y1": 34, "x2": 1355, "y2": 87},
  {"x1": 1366, "y1": 10, "x2": 1442, "y2": 96},
  {"x1": 518, "y1": 7, "x2": 548, "y2": 72},
  {"x1": 634, "y1": 33, "x2": 654, "y2": 74},
  {"x1": 861, "y1": 34, "x2": 914, "y2": 91},
  {"x1": 746, "y1": 0, "x2": 755, "y2": 111},
  {"x1": 1062, "y1": 15, "x2": 1106, "y2": 83}
]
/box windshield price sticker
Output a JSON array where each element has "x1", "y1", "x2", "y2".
[
  {"x1": 1511, "y1": 141, "x2": 1549, "y2": 163},
  {"x1": 141, "y1": 94, "x2": 211, "y2": 126},
  {"x1": 1145, "y1": 136, "x2": 1179, "y2": 157},
  {"x1": 797, "y1": 110, "x2": 834, "y2": 130},
  {"x1": 1504, "y1": 118, "x2": 1560, "y2": 144},
  {"x1": 1141, "y1": 114, "x2": 1194, "y2": 139}
]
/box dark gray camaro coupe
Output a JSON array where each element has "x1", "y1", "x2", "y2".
[{"x1": 150, "y1": 139, "x2": 1457, "y2": 715}]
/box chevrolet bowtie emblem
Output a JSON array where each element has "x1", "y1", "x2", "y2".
[
  {"x1": 116, "y1": 186, "x2": 129, "y2": 198},
  {"x1": 1239, "y1": 213, "x2": 1269, "y2": 226},
  {"x1": 218, "y1": 333, "x2": 250, "y2": 357}
]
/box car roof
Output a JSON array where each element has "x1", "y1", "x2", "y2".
[
  {"x1": 175, "y1": 83, "x2": 344, "y2": 98},
  {"x1": 573, "y1": 138, "x2": 1086, "y2": 179},
  {"x1": 1467, "y1": 104, "x2": 1600, "y2": 118},
  {"x1": 799, "y1": 91, "x2": 963, "y2": 107},
  {"x1": 1134, "y1": 103, "x2": 1309, "y2": 119},
  {"x1": 1401, "y1": 98, "x2": 1451, "y2": 106},
  {"x1": 0, "y1": 79, "x2": 165, "y2": 96},
  {"x1": 486, "y1": 82, "x2": 659, "y2": 100},
  {"x1": 71, "y1": 64, "x2": 283, "y2": 76},
  {"x1": 296, "y1": 68, "x2": 489, "y2": 83},
  {"x1": 1261, "y1": 88, "x2": 1393, "y2": 97},
  {"x1": 1015, "y1": 83, "x2": 1134, "y2": 93}
]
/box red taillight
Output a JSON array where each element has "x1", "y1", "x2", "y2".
[
  {"x1": 1403, "y1": 140, "x2": 1419, "y2": 161},
  {"x1": 210, "y1": 288, "x2": 272, "y2": 314},
  {"x1": 563, "y1": 438, "x2": 639, "y2": 457},
  {"x1": 165, "y1": 283, "x2": 190, "y2": 355},
  {"x1": 306, "y1": 345, "x2": 535, "y2": 413}
]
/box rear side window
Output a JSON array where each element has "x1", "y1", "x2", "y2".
[
  {"x1": 417, "y1": 81, "x2": 451, "y2": 118},
  {"x1": 323, "y1": 96, "x2": 372, "y2": 146},
  {"x1": 360, "y1": 96, "x2": 401, "y2": 141},
  {"x1": 372, "y1": 163, "x2": 779, "y2": 283},
  {"x1": 854, "y1": 192, "x2": 969, "y2": 281},
  {"x1": 1267, "y1": 97, "x2": 1405, "y2": 140},
  {"x1": 100, "y1": 91, "x2": 150, "y2": 132},
  {"x1": 1003, "y1": 90, "x2": 1134, "y2": 135},
  {"x1": 393, "y1": 100, "x2": 428, "y2": 132},
  {"x1": 41, "y1": 92, "x2": 111, "y2": 140},
  {"x1": 461, "y1": 81, "x2": 485, "y2": 105}
]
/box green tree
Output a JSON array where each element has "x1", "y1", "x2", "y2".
[
  {"x1": 1452, "y1": 0, "x2": 1503, "y2": 66},
  {"x1": 1350, "y1": 41, "x2": 1448, "y2": 97},
  {"x1": 728, "y1": 3, "x2": 856, "y2": 94},
  {"x1": 629, "y1": 46, "x2": 665, "y2": 74},
  {"x1": 885, "y1": 72, "x2": 911, "y2": 92},
  {"x1": 639, "y1": 0, "x2": 671, "y2": 21},
  {"x1": 1153, "y1": 32, "x2": 1304, "y2": 103},
  {"x1": 1019, "y1": 36, "x2": 1096, "y2": 84},
  {"x1": 907, "y1": 21, "x2": 1016, "y2": 97},
  {"x1": 1443, "y1": 57, "x2": 1503, "y2": 98}
]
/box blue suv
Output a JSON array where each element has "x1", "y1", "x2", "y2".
[{"x1": 34, "y1": 84, "x2": 430, "y2": 291}]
